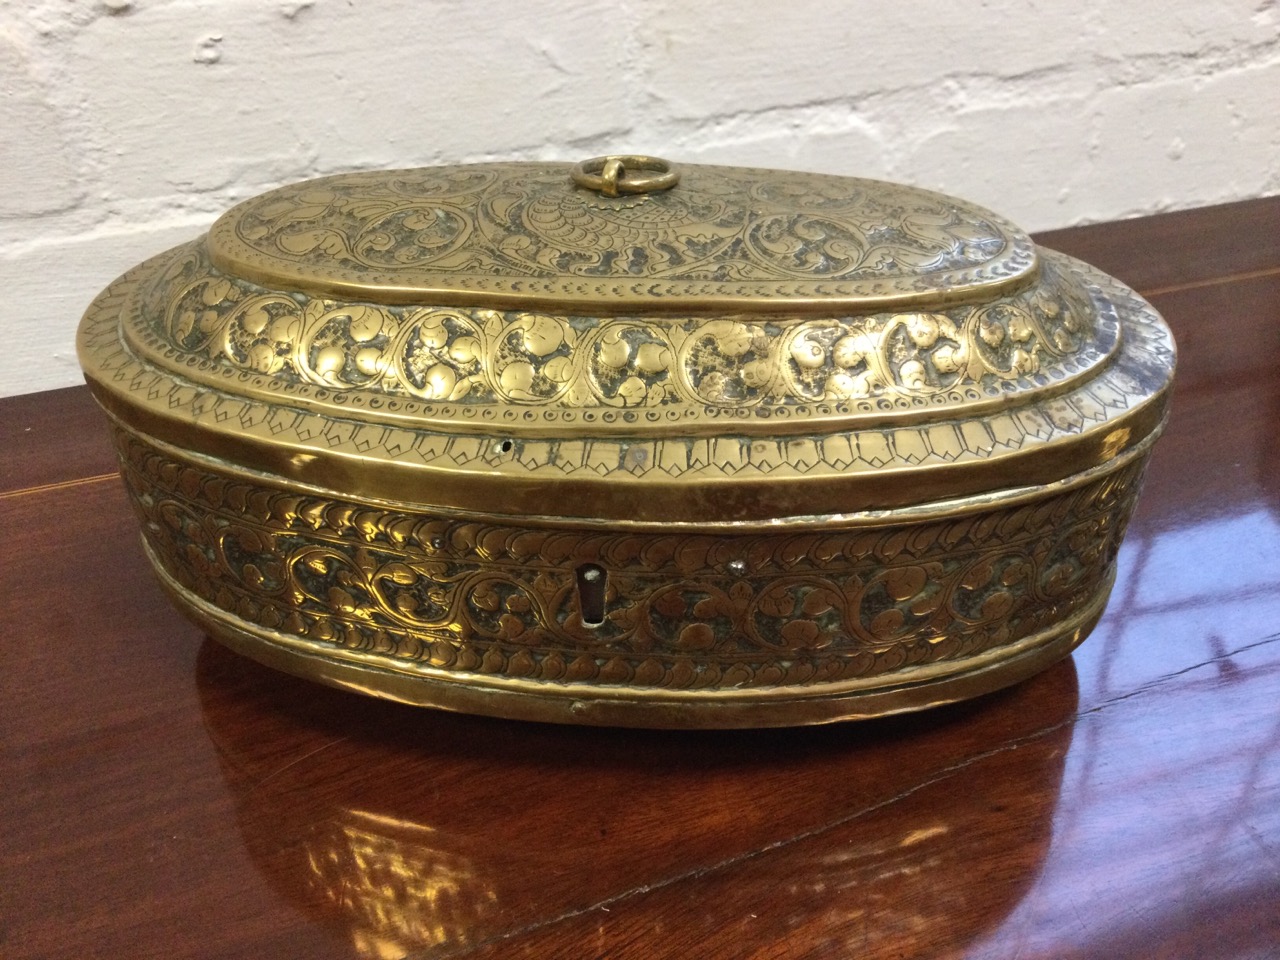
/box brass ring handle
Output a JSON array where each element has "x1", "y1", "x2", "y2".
[{"x1": 571, "y1": 155, "x2": 680, "y2": 198}]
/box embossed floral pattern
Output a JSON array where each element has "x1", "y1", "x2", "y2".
[
  {"x1": 119, "y1": 428, "x2": 1146, "y2": 690},
  {"x1": 149, "y1": 244, "x2": 1106, "y2": 411},
  {"x1": 220, "y1": 163, "x2": 1021, "y2": 289}
]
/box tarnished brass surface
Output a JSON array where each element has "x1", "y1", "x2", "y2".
[{"x1": 76, "y1": 156, "x2": 1176, "y2": 726}]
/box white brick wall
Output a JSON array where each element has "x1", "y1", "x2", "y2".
[{"x1": 2, "y1": 0, "x2": 1277, "y2": 397}]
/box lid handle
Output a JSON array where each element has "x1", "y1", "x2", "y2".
[{"x1": 571, "y1": 155, "x2": 680, "y2": 198}]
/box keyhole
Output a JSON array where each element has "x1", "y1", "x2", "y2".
[{"x1": 576, "y1": 564, "x2": 607, "y2": 627}]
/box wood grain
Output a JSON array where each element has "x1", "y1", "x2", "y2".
[
  {"x1": 0, "y1": 384, "x2": 118, "y2": 495},
  {"x1": 3, "y1": 196, "x2": 1279, "y2": 960},
  {"x1": 1032, "y1": 194, "x2": 1280, "y2": 295}
]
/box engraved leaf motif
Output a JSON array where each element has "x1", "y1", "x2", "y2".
[
  {"x1": 980, "y1": 591, "x2": 1015, "y2": 620},
  {"x1": 908, "y1": 526, "x2": 941, "y2": 554},
  {"x1": 801, "y1": 588, "x2": 837, "y2": 617},
  {"x1": 353, "y1": 347, "x2": 384, "y2": 378},
  {"x1": 789, "y1": 333, "x2": 826, "y2": 370},
  {"x1": 475, "y1": 527, "x2": 513, "y2": 560},
  {"x1": 756, "y1": 587, "x2": 796, "y2": 618},
  {"x1": 280, "y1": 201, "x2": 333, "y2": 223},
  {"x1": 240, "y1": 563, "x2": 265, "y2": 589},
  {"x1": 302, "y1": 299, "x2": 327, "y2": 326},
  {"x1": 1042, "y1": 562, "x2": 1078, "y2": 596},
  {"x1": 909, "y1": 593, "x2": 942, "y2": 618},
  {"x1": 597, "y1": 329, "x2": 630, "y2": 369},
  {"x1": 778, "y1": 535, "x2": 820, "y2": 568},
  {"x1": 498, "y1": 613, "x2": 526, "y2": 639},
  {"x1": 327, "y1": 587, "x2": 358, "y2": 615},
  {"x1": 882, "y1": 566, "x2": 927, "y2": 602},
  {"x1": 741, "y1": 359, "x2": 774, "y2": 389},
  {"x1": 380, "y1": 562, "x2": 418, "y2": 586},
  {"x1": 615, "y1": 376, "x2": 648, "y2": 406},
  {"x1": 238, "y1": 305, "x2": 271, "y2": 336},
  {"x1": 312, "y1": 346, "x2": 347, "y2": 383},
  {"x1": 174, "y1": 310, "x2": 197, "y2": 343},
  {"x1": 933, "y1": 343, "x2": 964, "y2": 373},
  {"x1": 674, "y1": 539, "x2": 713, "y2": 575},
  {"x1": 825, "y1": 371, "x2": 872, "y2": 399},
  {"x1": 1008, "y1": 312, "x2": 1034, "y2": 343},
  {"x1": 704, "y1": 321, "x2": 753, "y2": 357},
  {"x1": 869, "y1": 608, "x2": 906, "y2": 640},
  {"x1": 471, "y1": 582, "x2": 501, "y2": 612},
  {"x1": 905, "y1": 314, "x2": 940, "y2": 348},
  {"x1": 633, "y1": 342, "x2": 670, "y2": 374},
  {"x1": 279, "y1": 229, "x2": 354, "y2": 260},
  {"x1": 692, "y1": 596, "x2": 722, "y2": 619},
  {"x1": 961, "y1": 559, "x2": 995, "y2": 591},
  {"x1": 979, "y1": 315, "x2": 1005, "y2": 347},
  {"x1": 505, "y1": 532, "x2": 544, "y2": 562},
  {"x1": 347, "y1": 307, "x2": 383, "y2": 342},
  {"x1": 200, "y1": 279, "x2": 233, "y2": 306},
  {"x1": 899, "y1": 359, "x2": 928, "y2": 389},
  {"x1": 1001, "y1": 560, "x2": 1032, "y2": 586},
  {"x1": 543, "y1": 355, "x2": 574, "y2": 384},
  {"x1": 343, "y1": 199, "x2": 399, "y2": 220},
  {"x1": 423, "y1": 364, "x2": 457, "y2": 399},
  {"x1": 519, "y1": 316, "x2": 566, "y2": 357},
  {"x1": 246, "y1": 342, "x2": 282, "y2": 374},
  {"x1": 393, "y1": 594, "x2": 421, "y2": 618},
  {"x1": 652, "y1": 589, "x2": 687, "y2": 619},
  {"x1": 676, "y1": 623, "x2": 716, "y2": 651},
  {"x1": 449, "y1": 336, "x2": 480, "y2": 363},
  {"x1": 780, "y1": 619, "x2": 826, "y2": 650},
  {"x1": 303, "y1": 553, "x2": 330, "y2": 574},
  {"x1": 498, "y1": 361, "x2": 538, "y2": 399},
  {"x1": 832, "y1": 335, "x2": 865, "y2": 369},
  {"x1": 878, "y1": 529, "x2": 913, "y2": 560}
]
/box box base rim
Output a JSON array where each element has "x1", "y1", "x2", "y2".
[{"x1": 154, "y1": 545, "x2": 1110, "y2": 729}]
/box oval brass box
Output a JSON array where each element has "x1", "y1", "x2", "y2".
[{"x1": 77, "y1": 157, "x2": 1175, "y2": 728}]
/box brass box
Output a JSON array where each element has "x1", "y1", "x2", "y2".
[{"x1": 77, "y1": 156, "x2": 1175, "y2": 727}]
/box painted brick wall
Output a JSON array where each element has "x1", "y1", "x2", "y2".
[{"x1": 2, "y1": 0, "x2": 1277, "y2": 397}]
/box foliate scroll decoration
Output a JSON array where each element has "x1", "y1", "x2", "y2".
[
  {"x1": 145, "y1": 244, "x2": 1107, "y2": 411},
  {"x1": 120, "y1": 428, "x2": 1146, "y2": 691},
  {"x1": 80, "y1": 249, "x2": 1169, "y2": 491},
  {"x1": 215, "y1": 163, "x2": 1027, "y2": 293}
]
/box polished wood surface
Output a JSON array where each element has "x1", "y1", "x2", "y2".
[{"x1": 3, "y1": 197, "x2": 1279, "y2": 959}]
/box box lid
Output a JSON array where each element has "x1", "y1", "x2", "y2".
[
  {"x1": 207, "y1": 157, "x2": 1035, "y2": 313},
  {"x1": 77, "y1": 156, "x2": 1175, "y2": 525}
]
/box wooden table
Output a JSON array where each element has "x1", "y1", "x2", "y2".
[{"x1": 3, "y1": 197, "x2": 1278, "y2": 959}]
